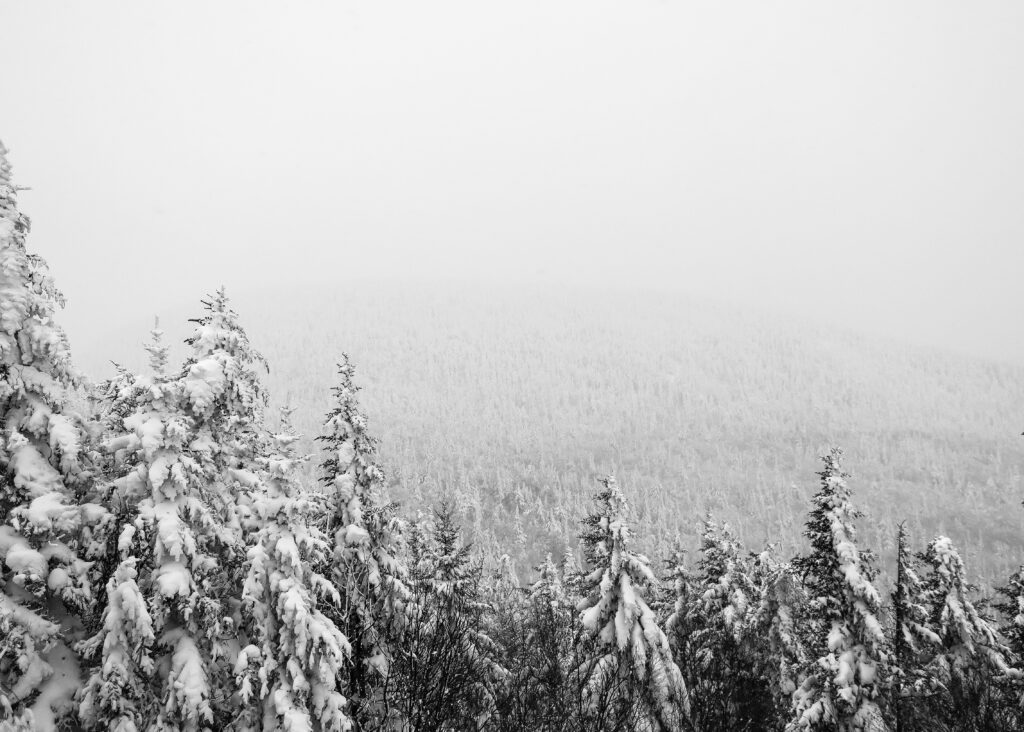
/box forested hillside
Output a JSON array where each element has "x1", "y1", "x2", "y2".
[
  {"x1": 6, "y1": 138, "x2": 1024, "y2": 730},
  {"x1": 85, "y1": 283, "x2": 1024, "y2": 587}
]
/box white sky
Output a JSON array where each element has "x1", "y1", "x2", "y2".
[{"x1": 2, "y1": 1, "x2": 1023, "y2": 363}]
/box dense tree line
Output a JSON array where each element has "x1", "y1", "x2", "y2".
[
  {"x1": 3, "y1": 142, "x2": 1024, "y2": 730},
  {"x1": 215, "y1": 278, "x2": 1024, "y2": 588}
]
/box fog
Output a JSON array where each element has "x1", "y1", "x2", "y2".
[{"x1": 2, "y1": 1, "x2": 1022, "y2": 363}]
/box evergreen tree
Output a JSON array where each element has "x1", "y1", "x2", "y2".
[
  {"x1": 77, "y1": 531, "x2": 156, "y2": 731},
  {"x1": 750, "y1": 550, "x2": 807, "y2": 724},
  {"x1": 493, "y1": 553, "x2": 578, "y2": 731},
  {"x1": 890, "y1": 522, "x2": 936, "y2": 732},
  {"x1": 575, "y1": 476, "x2": 688, "y2": 731},
  {"x1": 0, "y1": 141, "x2": 97, "y2": 728},
  {"x1": 319, "y1": 356, "x2": 410, "y2": 730},
  {"x1": 997, "y1": 565, "x2": 1024, "y2": 661},
  {"x1": 788, "y1": 449, "x2": 888, "y2": 731},
  {"x1": 391, "y1": 503, "x2": 507, "y2": 730},
  {"x1": 996, "y1": 564, "x2": 1024, "y2": 726},
  {"x1": 235, "y1": 414, "x2": 352, "y2": 731},
  {"x1": 81, "y1": 292, "x2": 268, "y2": 730},
  {"x1": 78, "y1": 325, "x2": 173, "y2": 731},
  {"x1": 181, "y1": 288, "x2": 268, "y2": 518},
  {"x1": 678, "y1": 518, "x2": 773, "y2": 730},
  {"x1": 915, "y1": 535, "x2": 1017, "y2": 730}
]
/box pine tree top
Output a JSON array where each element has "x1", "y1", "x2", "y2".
[
  {"x1": 580, "y1": 475, "x2": 637, "y2": 570},
  {"x1": 144, "y1": 318, "x2": 170, "y2": 376}
]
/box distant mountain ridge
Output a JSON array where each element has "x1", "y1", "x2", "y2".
[{"x1": 77, "y1": 282, "x2": 1024, "y2": 585}]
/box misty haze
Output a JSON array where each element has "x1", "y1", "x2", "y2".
[{"x1": 1, "y1": 2, "x2": 1023, "y2": 731}]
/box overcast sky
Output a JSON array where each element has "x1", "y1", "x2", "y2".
[{"x1": 2, "y1": 1, "x2": 1022, "y2": 364}]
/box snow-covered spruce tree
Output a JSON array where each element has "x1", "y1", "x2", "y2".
[
  {"x1": 77, "y1": 325, "x2": 173, "y2": 731},
  {"x1": 79, "y1": 340, "x2": 209, "y2": 729},
  {"x1": 489, "y1": 552, "x2": 578, "y2": 732},
  {"x1": 575, "y1": 476, "x2": 688, "y2": 732},
  {"x1": 915, "y1": 535, "x2": 1018, "y2": 729},
  {"x1": 234, "y1": 414, "x2": 351, "y2": 732},
  {"x1": 788, "y1": 448, "x2": 889, "y2": 731},
  {"x1": 677, "y1": 517, "x2": 773, "y2": 730},
  {"x1": 391, "y1": 503, "x2": 507, "y2": 731},
  {"x1": 0, "y1": 141, "x2": 98, "y2": 729},
  {"x1": 890, "y1": 522, "x2": 937, "y2": 732},
  {"x1": 750, "y1": 549, "x2": 807, "y2": 723},
  {"x1": 520, "y1": 553, "x2": 579, "y2": 729},
  {"x1": 996, "y1": 563, "x2": 1024, "y2": 726},
  {"x1": 181, "y1": 289, "x2": 268, "y2": 509},
  {"x1": 81, "y1": 292, "x2": 268, "y2": 730},
  {"x1": 997, "y1": 565, "x2": 1024, "y2": 662},
  {"x1": 319, "y1": 355, "x2": 410, "y2": 730}
]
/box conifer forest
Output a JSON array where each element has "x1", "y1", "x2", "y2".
[{"x1": 2, "y1": 132, "x2": 1024, "y2": 732}]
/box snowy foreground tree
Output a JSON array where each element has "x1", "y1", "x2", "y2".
[
  {"x1": 79, "y1": 291, "x2": 269, "y2": 730},
  {"x1": 319, "y1": 356, "x2": 410, "y2": 730},
  {"x1": 671, "y1": 518, "x2": 774, "y2": 729},
  {"x1": 891, "y1": 522, "x2": 935, "y2": 732},
  {"x1": 235, "y1": 413, "x2": 351, "y2": 731},
  {"x1": 788, "y1": 449, "x2": 888, "y2": 732},
  {"x1": 576, "y1": 476, "x2": 688, "y2": 731},
  {"x1": 914, "y1": 535, "x2": 1018, "y2": 730},
  {"x1": 0, "y1": 141, "x2": 98, "y2": 729}
]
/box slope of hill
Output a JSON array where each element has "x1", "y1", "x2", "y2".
[{"x1": 77, "y1": 282, "x2": 1024, "y2": 585}]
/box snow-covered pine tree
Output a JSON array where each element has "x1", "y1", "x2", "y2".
[
  {"x1": 82, "y1": 346, "x2": 212, "y2": 730},
  {"x1": 916, "y1": 535, "x2": 1018, "y2": 729},
  {"x1": 890, "y1": 522, "x2": 937, "y2": 732},
  {"x1": 77, "y1": 531, "x2": 156, "y2": 731},
  {"x1": 529, "y1": 553, "x2": 575, "y2": 710},
  {"x1": 77, "y1": 325, "x2": 173, "y2": 731},
  {"x1": 750, "y1": 550, "x2": 807, "y2": 724},
  {"x1": 997, "y1": 566, "x2": 1024, "y2": 661},
  {"x1": 392, "y1": 503, "x2": 507, "y2": 731},
  {"x1": 235, "y1": 411, "x2": 351, "y2": 732},
  {"x1": 181, "y1": 288, "x2": 268, "y2": 518},
  {"x1": 561, "y1": 543, "x2": 584, "y2": 604},
  {"x1": 575, "y1": 476, "x2": 688, "y2": 732},
  {"x1": 679, "y1": 517, "x2": 773, "y2": 729},
  {"x1": 919, "y1": 536, "x2": 1010, "y2": 671},
  {"x1": 664, "y1": 545, "x2": 693, "y2": 644},
  {"x1": 491, "y1": 553, "x2": 576, "y2": 731},
  {"x1": 788, "y1": 448, "x2": 888, "y2": 731},
  {"x1": 0, "y1": 141, "x2": 97, "y2": 729},
  {"x1": 82, "y1": 292, "x2": 268, "y2": 730},
  {"x1": 996, "y1": 563, "x2": 1024, "y2": 724},
  {"x1": 319, "y1": 355, "x2": 410, "y2": 730}
]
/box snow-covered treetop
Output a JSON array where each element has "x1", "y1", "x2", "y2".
[
  {"x1": 579, "y1": 476, "x2": 652, "y2": 584},
  {"x1": 0, "y1": 139, "x2": 85, "y2": 501},
  {"x1": 0, "y1": 140, "x2": 93, "y2": 729},
  {"x1": 0, "y1": 141, "x2": 78, "y2": 412},
  {"x1": 921, "y1": 535, "x2": 1005, "y2": 661},
  {"x1": 181, "y1": 288, "x2": 267, "y2": 427},
  {"x1": 428, "y1": 501, "x2": 477, "y2": 594},
  {"x1": 788, "y1": 449, "x2": 889, "y2": 731},
  {"x1": 694, "y1": 517, "x2": 754, "y2": 636},
  {"x1": 577, "y1": 475, "x2": 659, "y2": 635},
  {"x1": 529, "y1": 553, "x2": 564, "y2": 608},
  {"x1": 144, "y1": 318, "x2": 170, "y2": 377},
  {"x1": 894, "y1": 522, "x2": 938, "y2": 656},
  {"x1": 796, "y1": 448, "x2": 883, "y2": 633},
  {"x1": 320, "y1": 355, "x2": 384, "y2": 504},
  {"x1": 576, "y1": 476, "x2": 688, "y2": 728}
]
